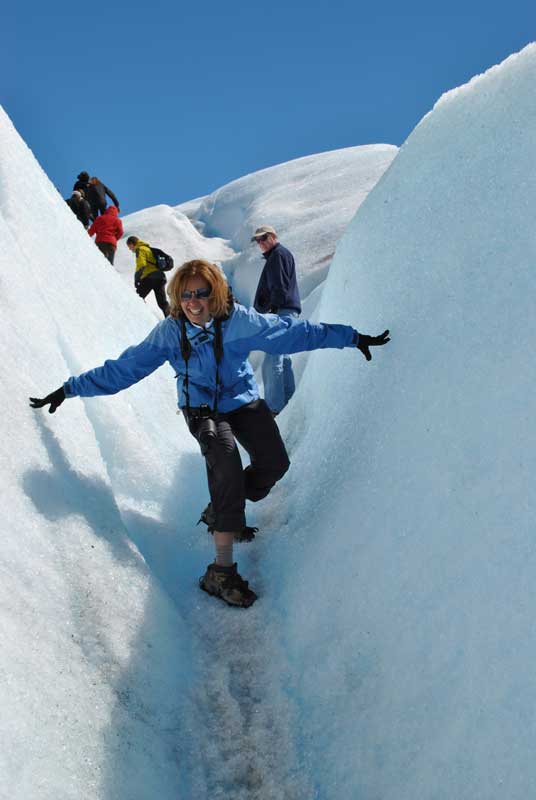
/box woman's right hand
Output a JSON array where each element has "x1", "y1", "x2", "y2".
[{"x1": 29, "y1": 387, "x2": 66, "y2": 413}]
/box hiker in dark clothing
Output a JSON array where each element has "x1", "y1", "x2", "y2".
[
  {"x1": 30, "y1": 259, "x2": 390, "y2": 608},
  {"x1": 88, "y1": 206, "x2": 123, "y2": 264},
  {"x1": 66, "y1": 190, "x2": 92, "y2": 229},
  {"x1": 73, "y1": 171, "x2": 91, "y2": 197},
  {"x1": 126, "y1": 235, "x2": 170, "y2": 317},
  {"x1": 86, "y1": 177, "x2": 120, "y2": 220},
  {"x1": 252, "y1": 225, "x2": 302, "y2": 416}
]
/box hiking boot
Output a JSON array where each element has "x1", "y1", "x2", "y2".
[
  {"x1": 199, "y1": 563, "x2": 257, "y2": 608},
  {"x1": 197, "y1": 503, "x2": 258, "y2": 542}
]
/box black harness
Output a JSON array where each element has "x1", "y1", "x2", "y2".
[{"x1": 180, "y1": 315, "x2": 224, "y2": 417}]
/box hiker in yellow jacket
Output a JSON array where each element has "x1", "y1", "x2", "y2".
[{"x1": 126, "y1": 236, "x2": 170, "y2": 317}]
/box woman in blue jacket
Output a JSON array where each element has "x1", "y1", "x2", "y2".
[{"x1": 30, "y1": 260, "x2": 389, "y2": 608}]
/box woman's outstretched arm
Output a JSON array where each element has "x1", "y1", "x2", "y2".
[
  {"x1": 228, "y1": 304, "x2": 390, "y2": 360},
  {"x1": 29, "y1": 320, "x2": 175, "y2": 411}
]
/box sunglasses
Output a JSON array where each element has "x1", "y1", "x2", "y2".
[
  {"x1": 181, "y1": 288, "x2": 211, "y2": 300},
  {"x1": 255, "y1": 234, "x2": 270, "y2": 243}
]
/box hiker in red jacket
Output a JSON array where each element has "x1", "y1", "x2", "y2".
[{"x1": 88, "y1": 205, "x2": 124, "y2": 264}]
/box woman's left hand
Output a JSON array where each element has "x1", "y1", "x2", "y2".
[{"x1": 356, "y1": 330, "x2": 390, "y2": 361}]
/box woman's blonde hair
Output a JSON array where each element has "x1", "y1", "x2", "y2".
[{"x1": 168, "y1": 260, "x2": 231, "y2": 319}]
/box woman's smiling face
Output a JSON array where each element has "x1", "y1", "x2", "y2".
[{"x1": 180, "y1": 276, "x2": 212, "y2": 326}]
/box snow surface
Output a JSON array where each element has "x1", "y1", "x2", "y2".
[{"x1": 2, "y1": 40, "x2": 536, "y2": 800}]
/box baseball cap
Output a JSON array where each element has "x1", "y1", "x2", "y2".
[{"x1": 251, "y1": 225, "x2": 277, "y2": 242}]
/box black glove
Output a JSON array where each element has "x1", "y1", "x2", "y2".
[
  {"x1": 29, "y1": 387, "x2": 66, "y2": 413},
  {"x1": 356, "y1": 330, "x2": 390, "y2": 361}
]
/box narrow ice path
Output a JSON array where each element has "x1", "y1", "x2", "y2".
[
  {"x1": 66, "y1": 377, "x2": 313, "y2": 797},
  {"x1": 182, "y1": 543, "x2": 314, "y2": 800},
  {"x1": 114, "y1": 495, "x2": 315, "y2": 799}
]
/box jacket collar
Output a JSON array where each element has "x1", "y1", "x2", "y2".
[
  {"x1": 186, "y1": 317, "x2": 214, "y2": 333},
  {"x1": 262, "y1": 242, "x2": 280, "y2": 260}
]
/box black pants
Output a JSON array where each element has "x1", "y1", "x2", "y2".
[
  {"x1": 187, "y1": 399, "x2": 290, "y2": 531},
  {"x1": 96, "y1": 241, "x2": 116, "y2": 264},
  {"x1": 136, "y1": 273, "x2": 170, "y2": 317}
]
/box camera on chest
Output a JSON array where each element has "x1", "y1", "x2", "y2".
[{"x1": 196, "y1": 404, "x2": 218, "y2": 452}]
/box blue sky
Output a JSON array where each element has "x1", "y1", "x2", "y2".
[{"x1": 3, "y1": 0, "x2": 534, "y2": 215}]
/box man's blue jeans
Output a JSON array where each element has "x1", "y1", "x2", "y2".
[{"x1": 262, "y1": 309, "x2": 299, "y2": 414}]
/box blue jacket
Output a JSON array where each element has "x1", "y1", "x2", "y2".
[
  {"x1": 253, "y1": 243, "x2": 301, "y2": 314},
  {"x1": 64, "y1": 304, "x2": 359, "y2": 413}
]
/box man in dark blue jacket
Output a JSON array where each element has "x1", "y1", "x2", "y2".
[{"x1": 252, "y1": 225, "x2": 302, "y2": 415}]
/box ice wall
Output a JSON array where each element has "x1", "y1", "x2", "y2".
[
  {"x1": 270, "y1": 43, "x2": 536, "y2": 799},
  {"x1": 0, "y1": 108, "x2": 200, "y2": 800}
]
